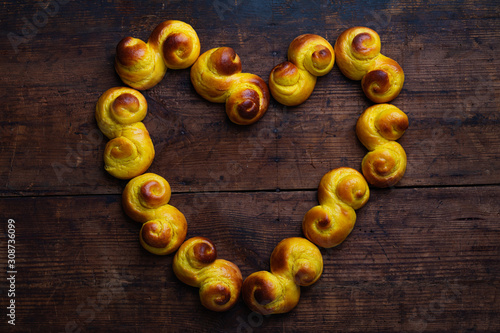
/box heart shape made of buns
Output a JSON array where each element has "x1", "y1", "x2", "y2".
[{"x1": 94, "y1": 21, "x2": 408, "y2": 314}]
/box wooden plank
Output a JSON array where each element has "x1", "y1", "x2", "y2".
[
  {"x1": 1, "y1": 1, "x2": 500, "y2": 196},
  {"x1": 1, "y1": 1, "x2": 499, "y2": 332},
  {"x1": 1, "y1": 186, "x2": 498, "y2": 331}
]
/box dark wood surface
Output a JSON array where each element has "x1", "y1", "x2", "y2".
[{"x1": 1, "y1": 0, "x2": 499, "y2": 332}]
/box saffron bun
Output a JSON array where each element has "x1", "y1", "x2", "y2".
[
  {"x1": 95, "y1": 87, "x2": 154, "y2": 179},
  {"x1": 269, "y1": 34, "x2": 335, "y2": 106},
  {"x1": 172, "y1": 237, "x2": 243, "y2": 311},
  {"x1": 122, "y1": 173, "x2": 187, "y2": 255},
  {"x1": 242, "y1": 237, "x2": 323, "y2": 314},
  {"x1": 190, "y1": 47, "x2": 270, "y2": 125},
  {"x1": 356, "y1": 104, "x2": 409, "y2": 187},
  {"x1": 115, "y1": 20, "x2": 200, "y2": 90},
  {"x1": 334, "y1": 27, "x2": 404, "y2": 103},
  {"x1": 302, "y1": 167, "x2": 370, "y2": 248}
]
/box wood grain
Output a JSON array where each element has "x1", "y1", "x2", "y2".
[
  {"x1": 1, "y1": 187, "x2": 499, "y2": 332},
  {"x1": 0, "y1": 0, "x2": 499, "y2": 332},
  {"x1": 1, "y1": 1, "x2": 499, "y2": 196}
]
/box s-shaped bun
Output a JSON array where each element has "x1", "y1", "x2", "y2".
[
  {"x1": 269, "y1": 34, "x2": 334, "y2": 106},
  {"x1": 242, "y1": 237, "x2": 323, "y2": 314},
  {"x1": 95, "y1": 87, "x2": 154, "y2": 179},
  {"x1": 334, "y1": 27, "x2": 404, "y2": 103},
  {"x1": 302, "y1": 167, "x2": 370, "y2": 248},
  {"x1": 356, "y1": 104, "x2": 409, "y2": 187},
  {"x1": 173, "y1": 237, "x2": 243, "y2": 311},
  {"x1": 190, "y1": 47, "x2": 270, "y2": 125},
  {"x1": 115, "y1": 20, "x2": 200, "y2": 90}
]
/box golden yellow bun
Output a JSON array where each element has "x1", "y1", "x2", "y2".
[
  {"x1": 122, "y1": 172, "x2": 172, "y2": 221},
  {"x1": 173, "y1": 237, "x2": 243, "y2": 312},
  {"x1": 302, "y1": 167, "x2": 369, "y2": 248},
  {"x1": 334, "y1": 27, "x2": 404, "y2": 103},
  {"x1": 190, "y1": 47, "x2": 270, "y2": 125},
  {"x1": 242, "y1": 271, "x2": 299, "y2": 315},
  {"x1": 139, "y1": 206, "x2": 187, "y2": 255},
  {"x1": 96, "y1": 87, "x2": 154, "y2": 179},
  {"x1": 122, "y1": 173, "x2": 187, "y2": 255},
  {"x1": 269, "y1": 34, "x2": 334, "y2": 106},
  {"x1": 115, "y1": 20, "x2": 200, "y2": 90},
  {"x1": 356, "y1": 104, "x2": 408, "y2": 187},
  {"x1": 302, "y1": 204, "x2": 355, "y2": 248},
  {"x1": 242, "y1": 237, "x2": 322, "y2": 315}
]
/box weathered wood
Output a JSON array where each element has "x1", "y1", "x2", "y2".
[
  {"x1": 1, "y1": 186, "x2": 499, "y2": 332},
  {"x1": 1, "y1": 1, "x2": 499, "y2": 196},
  {"x1": 0, "y1": 0, "x2": 499, "y2": 332}
]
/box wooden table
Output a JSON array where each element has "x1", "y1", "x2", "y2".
[{"x1": 1, "y1": 1, "x2": 499, "y2": 332}]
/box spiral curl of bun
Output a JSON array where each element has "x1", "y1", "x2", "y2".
[
  {"x1": 122, "y1": 173, "x2": 187, "y2": 255},
  {"x1": 269, "y1": 34, "x2": 335, "y2": 106},
  {"x1": 173, "y1": 237, "x2": 243, "y2": 312},
  {"x1": 334, "y1": 27, "x2": 404, "y2": 103},
  {"x1": 242, "y1": 237, "x2": 323, "y2": 315},
  {"x1": 190, "y1": 47, "x2": 270, "y2": 125},
  {"x1": 115, "y1": 20, "x2": 200, "y2": 90},
  {"x1": 95, "y1": 87, "x2": 155, "y2": 179},
  {"x1": 302, "y1": 168, "x2": 370, "y2": 248},
  {"x1": 356, "y1": 104, "x2": 409, "y2": 188}
]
